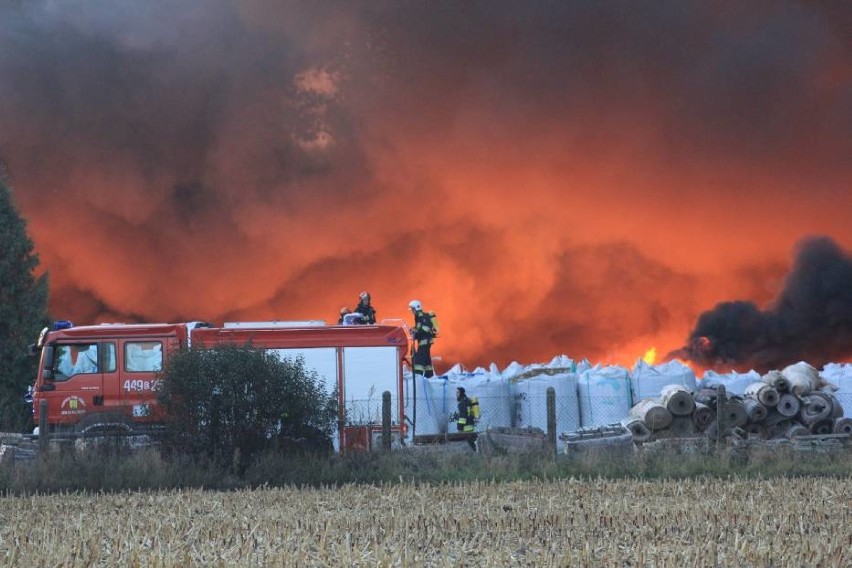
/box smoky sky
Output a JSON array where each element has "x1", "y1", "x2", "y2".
[
  {"x1": 1, "y1": 1, "x2": 850, "y2": 370},
  {"x1": 672, "y1": 237, "x2": 852, "y2": 372}
]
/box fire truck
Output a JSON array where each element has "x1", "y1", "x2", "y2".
[{"x1": 28, "y1": 320, "x2": 410, "y2": 451}]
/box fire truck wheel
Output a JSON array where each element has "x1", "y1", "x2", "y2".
[{"x1": 74, "y1": 412, "x2": 137, "y2": 437}]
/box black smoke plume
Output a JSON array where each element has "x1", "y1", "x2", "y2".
[{"x1": 670, "y1": 236, "x2": 852, "y2": 372}]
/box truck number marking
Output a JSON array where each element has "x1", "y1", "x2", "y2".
[{"x1": 123, "y1": 380, "x2": 162, "y2": 392}]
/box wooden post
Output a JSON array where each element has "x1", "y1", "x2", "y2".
[
  {"x1": 382, "y1": 390, "x2": 392, "y2": 451},
  {"x1": 38, "y1": 399, "x2": 49, "y2": 453},
  {"x1": 546, "y1": 387, "x2": 556, "y2": 455},
  {"x1": 716, "y1": 384, "x2": 727, "y2": 445}
]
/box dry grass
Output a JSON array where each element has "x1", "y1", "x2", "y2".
[{"x1": 1, "y1": 476, "x2": 849, "y2": 566}]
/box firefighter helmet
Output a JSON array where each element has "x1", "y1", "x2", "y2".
[
  {"x1": 359, "y1": 291, "x2": 370, "y2": 302},
  {"x1": 340, "y1": 307, "x2": 351, "y2": 315},
  {"x1": 408, "y1": 300, "x2": 422, "y2": 311}
]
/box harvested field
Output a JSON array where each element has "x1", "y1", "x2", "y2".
[{"x1": 1, "y1": 477, "x2": 849, "y2": 566}]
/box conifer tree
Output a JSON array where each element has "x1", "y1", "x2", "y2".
[{"x1": 0, "y1": 174, "x2": 49, "y2": 431}]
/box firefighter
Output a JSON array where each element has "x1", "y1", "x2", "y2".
[
  {"x1": 455, "y1": 387, "x2": 477, "y2": 450},
  {"x1": 338, "y1": 307, "x2": 351, "y2": 325},
  {"x1": 408, "y1": 299, "x2": 434, "y2": 378},
  {"x1": 353, "y1": 291, "x2": 377, "y2": 324}
]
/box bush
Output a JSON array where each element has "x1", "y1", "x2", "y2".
[{"x1": 156, "y1": 345, "x2": 337, "y2": 471}]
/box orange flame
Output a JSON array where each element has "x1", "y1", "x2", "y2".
[{"x1": 642, "y1": 347, "x2": 657, "y2": 365}]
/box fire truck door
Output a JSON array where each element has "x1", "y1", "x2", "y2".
[
  {"x1": 118, "y1": 338, "x2": 167, "y2": 418},
  {"x1": 43, "y1": 342, "x2": 107, "y2": 425}
]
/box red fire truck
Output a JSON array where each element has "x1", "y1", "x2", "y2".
[{"x1": 29, "y1": 320, "x2": 410, "y2": 451}]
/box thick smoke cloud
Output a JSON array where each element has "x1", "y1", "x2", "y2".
[
  {"x1": 671, "y1": 237, "x2": 852, "y2": 371},
  {"x1": 1, "y1": 1, "x2": 850, "y2": 369}
]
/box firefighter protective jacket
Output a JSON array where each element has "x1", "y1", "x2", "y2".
[
  {"x1": 354, "y1": 301, "x2": 376, "y2": 324},
  {"x1": 457, "y1": 393, "x2": 475, "y2": 432},
  {"x1": 412, "y1": 310, "x2": 434, "y2": 346}
]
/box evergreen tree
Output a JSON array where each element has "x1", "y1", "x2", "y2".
[{"x1": 0, "y1": 175, "x2": 49, "y2": 431}]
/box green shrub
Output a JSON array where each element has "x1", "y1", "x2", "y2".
[{"x1": 156, "y1": 345, "x2": 337, "y2": 471}]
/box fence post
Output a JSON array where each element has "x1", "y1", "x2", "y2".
[
  {"x1": 382, "y1": 390, "x2": 392, "y2": 451},
  {"x1": 38, "y1": 399, "x2": 49, "y2": 453},
  {"x1": 716, "y1": 384, "x2": 727, "y2": 446},
  {"x1": 546, "y1": 387, "x2": 556, "y2": 455}
]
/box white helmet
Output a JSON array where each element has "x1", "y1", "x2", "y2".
[
  {"x1": 359, "y1": 291, "x2": 370, "y2": 302},
  {"x1": 408, "y1": 300, "x2": 422, "y2": 311}
]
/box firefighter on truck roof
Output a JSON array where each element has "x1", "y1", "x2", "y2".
[
  {"x1": 338, "y1": 307, "x2": 351, "y2": 324},
  {"x1": 353, "y1": 291, "x2": 377, "y2": 324},
  {"x1": 408, "y1": 299, "x2": 435, "y2": 378}
]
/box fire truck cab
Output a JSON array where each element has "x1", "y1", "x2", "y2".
[
  {"x1": 31, "y1": 322, "x2": 192, "y2": 431},
  {"x1": 30, "y1": 320, "x2": 410, "y2": 450}
]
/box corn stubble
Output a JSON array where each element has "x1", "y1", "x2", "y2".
[{"x1": 1, "y1": 478, "x2": 849, "y2": 566}]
